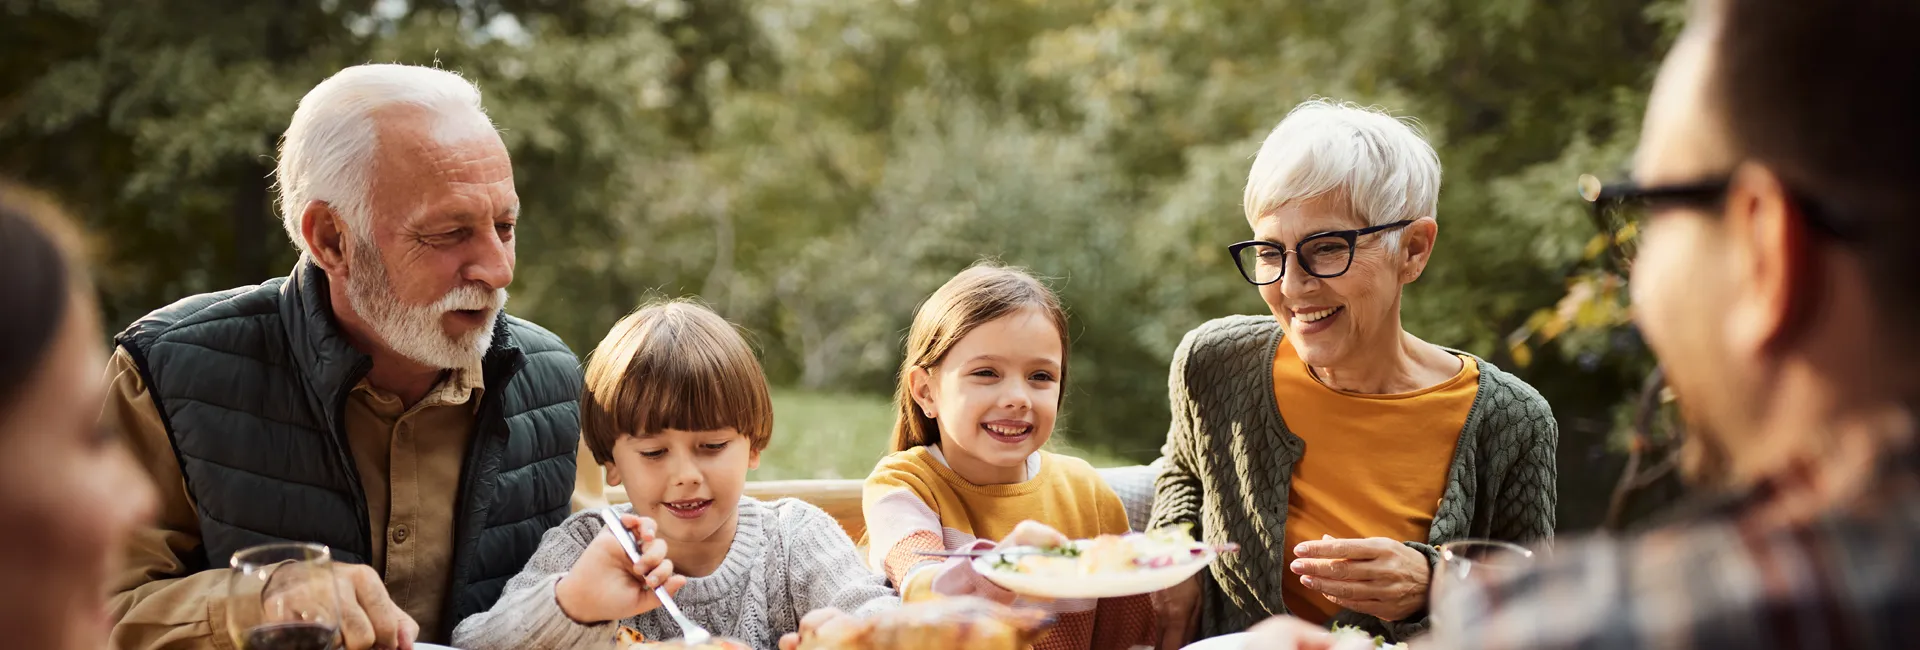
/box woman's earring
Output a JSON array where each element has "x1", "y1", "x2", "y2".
[{"x1": 923, "y1": 406, "x2": 937, "y2": 418}]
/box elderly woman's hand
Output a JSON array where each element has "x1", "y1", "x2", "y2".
[{"x1": 1290, "y1": 537, "x2": 1431, "y2": 621}]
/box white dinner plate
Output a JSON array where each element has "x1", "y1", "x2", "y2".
[
  {"x1": 1181, "y1": 632, "x2": 1250, "y2": 650},
  {"x1": 415, "y1": 644, "x2": 459, "y2": 650},
  {"x1": 971, "y1": 543, "x2": 1216, "y2": 599}
]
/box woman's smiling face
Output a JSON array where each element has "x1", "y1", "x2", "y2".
[{"x1": 1253, "y1": 193, "x2": 1429, "y2": 370}]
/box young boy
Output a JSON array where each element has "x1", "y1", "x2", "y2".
[{"x1": 452, "y1": 301, "x2": 898, "y2": 650}]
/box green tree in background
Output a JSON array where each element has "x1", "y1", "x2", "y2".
[{"x1": 3, "y1": 0, "x2": 1682, "y2": 528}]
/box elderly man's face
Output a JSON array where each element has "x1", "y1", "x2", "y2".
[
  {"x1": 1629, "y1": 18, "x2": 1749, "y2": 485},
  {"x1": 343, "y1": 107, "x2": 517, "y2": 370}
]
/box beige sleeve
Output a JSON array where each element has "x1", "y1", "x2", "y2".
[
  {"x1": 569, "y1": 436, "x2": 608, "y2": 513},
  {"x1": 102, "y1": 347, "x2": 238, "y2": 650}
]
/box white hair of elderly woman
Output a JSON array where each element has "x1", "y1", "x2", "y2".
[
  {"x1": 273, "y1": 63, "x2": 499, "y2": 252},
  {"x1": 1242, "y1": 99, "x2": 1441, "y2": 248}
]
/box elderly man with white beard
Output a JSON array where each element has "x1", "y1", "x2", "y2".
[{"x1": 103, "y1": 64, "x2": 589, "y2": 650}]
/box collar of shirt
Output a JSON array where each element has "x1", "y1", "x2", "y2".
[
  {"x1": 352, "y1": 361, "x2": 487, "y2": 416},
  {"x1": 924, "y1": 444, "x2": 1041, "y2": 482}
]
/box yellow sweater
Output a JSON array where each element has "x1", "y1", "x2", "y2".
[{"x1": 862, "y1": 446, "x2": 1154, "y2": 650}]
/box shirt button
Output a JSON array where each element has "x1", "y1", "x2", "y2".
[{"x1": 392, "y1": 525, "x2": 410, "y2": 545}]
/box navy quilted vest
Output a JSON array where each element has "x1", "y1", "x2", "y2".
[{"x1": 115, "y1": 260, "x2": 582, "y2": 636}]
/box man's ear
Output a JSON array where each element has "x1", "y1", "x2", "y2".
[
  {"x1": 1723, "y1": 162, "x2": 1820, "y2": 356},
  {"x1": 1398, "y1": 217, "x2": 1438, "y2": 284},
  {"x1": 301, "y1": 200, "x2": 349, "y2": 272}
]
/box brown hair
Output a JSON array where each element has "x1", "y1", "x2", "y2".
[
  {"x1": 580, "y1": 299, "x2": 774, "y2": 464},
  {"x1": 1707, "y1": 0, "x2": 1920, "y2": 333},
  {"x1": 890, "y1": 262, "x2": 1070, "y2": 452},
  {"x1": 0, "y1": 182, "x2": 89, "y2": 417}
]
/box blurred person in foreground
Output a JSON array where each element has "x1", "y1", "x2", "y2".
[
  {"x1": 1249, "y1": 0, "x2": 1920, "y2": 647},
  {"x1": 1148, "y1": 100, "x2": 1557, "y2": 646},
  {"x1": 106, "y1": 64, "x2": 590, "y2": 650},
  {"x1": 0, "y1": 183, "x2": 158, "y2": 650}
]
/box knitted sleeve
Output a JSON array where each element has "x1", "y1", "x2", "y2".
[
  {"x1": 777, "y1": 499, "x2": 902, "y2": 622},
  {"x1": 450, "y1": 509, "x2": 618, "y2": 650},
  {"x1": 867, "y1": 458, "x2": 956, "y2": 602},
  {"x1": 1148, "y1": 324, "x2": 1207, "y2": 536},
  {"x1": 1486, "y1": 375, "x2": 1559, "y2": 545}
]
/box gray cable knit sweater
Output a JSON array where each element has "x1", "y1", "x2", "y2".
[
  {"x1": 1147, "y1": 315, "x2": 1558, "y2": 642},
  {"x1": 451, "y1": 497, "x2": 899, "y2": 650}
]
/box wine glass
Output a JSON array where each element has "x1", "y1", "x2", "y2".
[
  {"x1": 1431, "y1": 539, "x2": 1535, "y2": 628},
  {"x1": 225, "y1": 543, "x2": 345, "y2": 650}
]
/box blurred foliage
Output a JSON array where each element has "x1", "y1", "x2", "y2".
[{"x1": 4, "y1": 0, "x2": 1682, "y2": 513}]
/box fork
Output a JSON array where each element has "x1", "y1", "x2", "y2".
[{"x1": 597, "y1": 507, "x2": 713, "y2": 644}]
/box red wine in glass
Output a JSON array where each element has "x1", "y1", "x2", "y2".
[{"x1": 243, "y1": 622, "x2": 341, "y2": 650}]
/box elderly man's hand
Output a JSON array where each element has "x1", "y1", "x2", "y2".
[
  {"x1": 266, "y1": 562, "x2": 418, "y2": 650},
  {"x1": 1290, "y1": 537, "x2": 1430, "y2": 622},
  {"x1": 1246, "y1": 616, "x2": 1378, "y2": 650}
]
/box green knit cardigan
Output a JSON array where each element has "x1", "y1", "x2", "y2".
[{"x1": 1147, "y1": 315, "x2": 1558, "y2": 642}]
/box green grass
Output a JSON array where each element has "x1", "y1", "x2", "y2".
[{"x1": 754, "y1": 389, "x2": 1134, "y2": 480}]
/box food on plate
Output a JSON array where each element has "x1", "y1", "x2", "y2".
[
  {"x1": 1328, "y1": 624, "x2": 1410, "y2": 650},
  {"x1": 796, "y1": 596, "x2": 1052, "y2": 650},
  {"x1": 615, "y1": 627, "x2": 749, "y2": 650},
  {"x1": 988, "y1": 524, "x2": 1219, "y2": 576}
]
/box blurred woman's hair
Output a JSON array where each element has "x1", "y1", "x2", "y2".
[
  {"x1": 890, "y1": 262, "x2": 1070, "y2": 452},
  {"x1": 1243, "y1": 99, "x2": 1442, "y2": 248},
  {"x1": 0, "y1": 182, "x2": 86, "y2": 415}
]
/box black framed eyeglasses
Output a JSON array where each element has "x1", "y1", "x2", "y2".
[
  {"x1": 1577, "y1": 173, "x2": 1859, "y2": 273},
  {"x1": 1227, "y1": 219, "x2": 1415, "y2": 285}
]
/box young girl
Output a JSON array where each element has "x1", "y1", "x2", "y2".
[{"x1": 861, "y1": 263, "x2": 1155, "y2": 650}]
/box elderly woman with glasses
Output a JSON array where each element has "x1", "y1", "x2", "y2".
[{"x1": 1146, "y1": 100, "x2": 1559, "y2": 646}]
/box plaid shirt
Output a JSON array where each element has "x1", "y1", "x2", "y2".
[{"x1": 1425, "y1": 443, "x2": 1920, "y2": 650}]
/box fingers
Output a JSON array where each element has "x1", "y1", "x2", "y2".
[
  {"x1": 662, "y1": 574, "x2": 689, "y2": 596},
  {"x1": 1150, "y1": 576, "x2": 1201, "y2": 649},
  {"x1": 345, "y1": 565, "x2": 411, "y2": 650},
  {"x1": 798, "y1": 607, "x2": 845, "y2": 636},
  {"x1": 1246, "y1": 616, "x2": 1352, "y2": 650},
  {"x1": 397, "y1": 617, "x2": 419, "y2": 650},
  {"x1": 620, "y1": 513, "x2": 658, "y2": 543},
  {"x1": 1298, "y1": 575, "x2": 1394, "y2": 601},
  {"x1": 1289, "y1": 557, "x2": 1369, "y2": 581},
  {"x1": 1294, "y1": 536, "x2": 1396, "y2": 560},
  {"x1": 630, "y1": 536, "x2": 670, "y2": 580},
  {"x1": 591, "y1": 527, "x2": 630, "y2": 563},
  {"x1": 338, "y1": 604, "x2": 377, "y2": 650},
  {"x1": 1004, "y1": 520, "x2": 1071, "y2": 548},
  {"x1": 643, "y1": 558, "x2": 676, "y2": 590},
  {"x1": 779, "y1": 632, "x2": 801, "y2": 650}
]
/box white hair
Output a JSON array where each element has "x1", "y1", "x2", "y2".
[
  {"x1": 1242, "y1": 99, "x2": 1442, "y2": 244},
  {"x1": 274, "y1": 64, "x2": 498, "y2": 252}
]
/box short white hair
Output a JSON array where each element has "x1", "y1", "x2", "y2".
[
  {"x1": 274, "y1": 64, "x2": 498, "y2": 252},
  {"x1": 1242, "y1": 99, "x2": 1442, "y2": 240}
]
